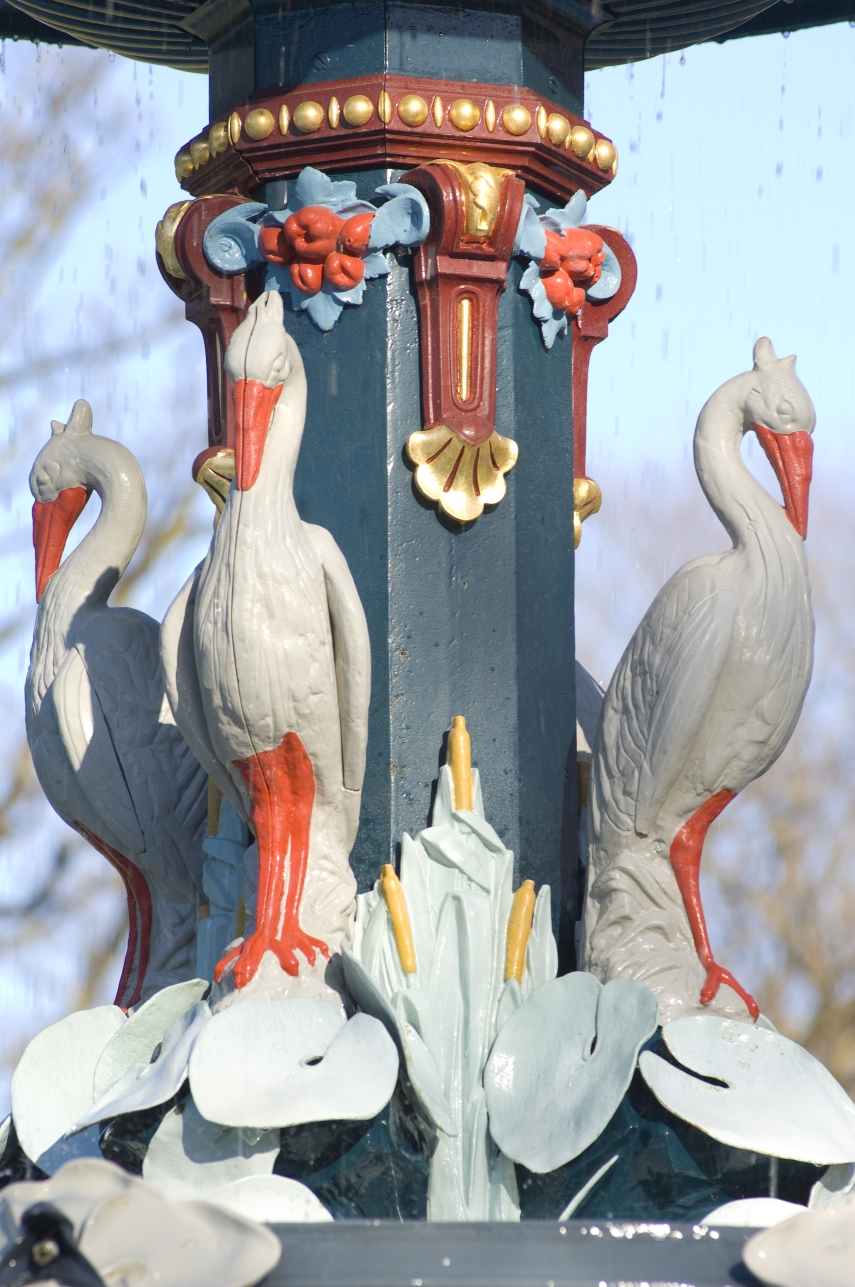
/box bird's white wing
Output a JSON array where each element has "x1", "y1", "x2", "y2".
[
  {"x1": 51, "y1": 644, "x2": 145, "y2": 857},
  {"x1": 160, "y1": 566, "x2": 246, "y2": 819},
  {"x1": 305, "y1": 524, "x2": 371, "y2": 791},
  {"x1": 634, "y1": 573, "x2": 737, "y2": 836},
  {"x1": 576, "y1": 660, "x2": 605, "y2": 756}
]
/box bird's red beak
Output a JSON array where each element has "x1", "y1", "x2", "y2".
[
  {"x1": 32, "y1": 486, "x2": 91, "y2": 602},
  {"x1": 232, "y1": 379, "x2": 283, "y2": 491},
  {"x1": 752, "y1": 424, "x2": 813, "y2": 540}
]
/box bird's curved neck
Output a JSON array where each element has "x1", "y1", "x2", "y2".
[
  {"x1": 694, "y1": 372, "x2": 789, "y2": 553},
  {"x1": 34, "y1": 438, "x2": 146, "y2": 653}
]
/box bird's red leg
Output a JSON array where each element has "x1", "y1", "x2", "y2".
[
  {"x1": 669, "y1": 789, "x2": 760, "y2": 1020},
  {"x1": 215, "y1": 732, "x2": 329, "y2": 989},
  {"x1": 76, "y1": 824, "x2": 153, "y2": 1010}
]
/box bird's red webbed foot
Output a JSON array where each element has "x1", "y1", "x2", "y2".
[
  {"x1": 700, "y1": 962, "x2": 759, "y2": 1020},
  {"x1": 214, "y1": 924, "x2": 330, "y2": 988}
]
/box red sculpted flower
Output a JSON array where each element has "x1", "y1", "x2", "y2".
[
  {"x1": 284, "y1": 206, "x2": 344, "y2": 262},
  {"x1": 323, "y1": 253, "x2": 365, "y2": 291},
  {"x1": 258, "y1": 225, "x2": 295, "y2": 266},
  {"x1": 291, "y1": 261, "x2": 324, "y2": 295},
  {"x1": 338, "y1": 212, "x2": 374, "y2": 257},
  {"x1": 539, "y1": 226, "x2": 605, "y2": 316}
]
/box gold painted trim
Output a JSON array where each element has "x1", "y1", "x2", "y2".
[
  {"x1": 378, "y1": 90, "x2": 392, "y2": 123},
  {"x1": 293, "y1": 100, "x2": 324, "y2": 133},
  {"x1": 429, "y1": 159, "x2": 513, "y2": 241},
  {"x1": 328, "y1": 95, "x2": 341, "y2": 128},
  {"x1": 573, "y1": 476, "x2": 602, "y2": 548},
  {"x1": 407, "y1": 426, "x2": 518, "y2": 524},
  {"x1": 536, "y1": 104, "x2": 548, "y2": 138},
  {"x1": 245, "y1": 107, "x2": 275, "y2": 140},
  {"x1": 449, "y1": 98, "x2": 480, "y2": 131},
  {"x1": 190, "y1": 136, "x2": 210, "y2": 167},
  {"x1": 155, "y1": 201, "x2": 192, "y2": 280},
  {"x1": 432, "y1": 95, "x2": 444, "y2": 127},
  {"x1": 228, "y1": 111, "x2": 242, "y2": 145},
  {"x1": 457, "y1": 298, "x2": 472, "y2": 402},
  {"x1": 278, "y1": 103, "x2": 291, "y2": 134},
  {"x1": 208, "y1": 120, "x2": 228, "y2": 155},
  {"x1": 195, "y1": 447, "x2": 236, "y2": 518},
  {"x1": 343, "y1": 94, "x2": 373, "y2": 126},
  {"x1": 501, "y1": 104, "x2": 531, "y2": 136},
  {"x1": 484, "y1": 99, "x2": 496, "y2": 133}
]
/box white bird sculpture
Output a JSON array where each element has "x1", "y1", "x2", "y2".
[
  {"x1": 160, "y1": 291, "x2": 371, "y2": 1000},
  {"x1": 26, "y1": 402, "x2": 209, "y2": 1008},
  {"x1": 581, "y1": 339, "x2": 815, "y2": 1024}
]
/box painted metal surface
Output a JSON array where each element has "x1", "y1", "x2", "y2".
[
  {"x1": 640, "y1": 1016, "x2": 855, "y2": 1164},
  {"x1": 581, "y1": 340, "x2": 816, "y2": 1023},
  {"x1": 26, "y1": 403, "x2": 210, "y2": 1007}
]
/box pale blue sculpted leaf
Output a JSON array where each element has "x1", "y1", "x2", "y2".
[
  {"x1": 586, "y1": 240, "x2": 621, "y2": 301},
  {"x1": 369, "y1": 184, "x2": 430, "y2": 249},
  {"x1": 524, "y1": 886, "x2": 558, "y2": 994},
  {"x1": 361, "y1": 251, "x2": 390, "y2": 279},
  {"x1": 263, "y1": 263, "x2": 295, "y2": 296},
  {"x1": 290, "y1": 167, "x2": 361, "y2": 213},
  {"x1": 639, "y1": 1016, "x2": 855, "y2": 1164},
  {"x1": 540, "y1": 190, "x2": 587, "y2": 232},
  {"x1": 485, "y1": 973, "x2": 659, "y2": 1173},
  {"x1": 73, "y1": 1000, "x2": 211, "y2": 1129},
  {"x1": 188, "y1": 996, "x2": 397, "y2": 1127},
  {"x1": 203, "y1": 204, "x2": 267, "y2": 274},
  {"x1": 332, "y1": 280, "x2": 368, "y2": 306},
  {"x1": 305, "y1": 288, "x2": 344, "y2": 331},
  {"x1": 513, "y1": 194, "x2": 545, "y2": 260}
]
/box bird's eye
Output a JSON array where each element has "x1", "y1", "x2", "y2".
[{"x1": 776, "y1": 400, "x2": 793, "y2": 418}]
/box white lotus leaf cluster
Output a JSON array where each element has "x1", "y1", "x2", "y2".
[
  {"x1": 8, "y1": 975, "x2": 396, "y2": 1218},
  {"x1": 639, "y1": 1016, "x2": 855, "y2": 1165},
  {"x1": 483, "y1": 971, "x2": 659, "y2": 1173},
  {"x1": 0, "y1": 1158, "x2": 282, "y2": 1287},
  {"x1": 744, "y1": 1201, "x2": 855, "y2": 1287},
  {"x1": 346, "y1": 764, "x2": 558, "y2": 1221}
]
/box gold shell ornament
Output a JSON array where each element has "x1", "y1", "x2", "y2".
[
  {"x1": 407, "y1": 426, "x2": 518, "y2": 523},
  {"x1": 573, "y1": 476, "x2": 602, "y2": 548},
  {"x1": 155, "y1": 201, "x2": 191, "y2": 280}
]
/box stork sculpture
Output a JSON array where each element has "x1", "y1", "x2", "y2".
[
  {"x1": 581, "y1": 339, "x2": 815, "y2": 1024},
  {"x1": 26, "y1": 402, "x2": 209, "y2": 1008},
  {"x1": 160, "y1": 291, "x2": 371, "y2": 999}
]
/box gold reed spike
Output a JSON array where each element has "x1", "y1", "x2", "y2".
[
  {"x1": 236, "y1": 899, "x2": 246, "y2": 938},
  {"x1": 380, "y1": 864, "x2": 417, "y2": 974},
  {"x1": 447, "y1": 715, "x2": 473, "y2": 810},
  {"x1": 207, "y1": 777, "x2": 223, "y2": 836},
  {"x1": 504, "y1": 879, "x2": 536, "y2": 982},
  {"x1": 199, "y1": 903, "x2": 210, "y2": 921}
]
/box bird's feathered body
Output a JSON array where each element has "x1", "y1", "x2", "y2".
[
  {"x1": 26, "y1": 404, "x2": 208, "y2": 1007},
  {"x1": 161, "y1": 292, "x2": 370, "y2": 1001},
  {"x1": 581, "y1": 343, "x2": 815, "y2": 1023}
]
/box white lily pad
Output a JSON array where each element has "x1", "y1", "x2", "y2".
[
  {"x1": 206, "y1": 1174, "x2": 333, "y2": 1223},
  {"x1": 0, "y1": 1158, "x2": 144, "y2": 1246},
  {"x1": 142, "y1": 1096, "x2": 279, "y2": 1200},
  {"x1": 484, "y1": 972, "x2": 659, "y2": 1173},
  {"x1": 189, "y1": 997, "x2": 398, "y2": 1128},
  {"x1": 74, "y1": 1000, "x2": 211, "y2": 1129},
  {"x1": 639, "y1": 1017, "x2": 855, "y2": 1164},
  {"x1": 93, "y1": 979, "x2": 209, "y2": 1101},
  {"x1": 743, "y1": 1204, "x2": 855, "y2": 1287},
  {"x1": 10, "y1": 1006, "x2": 124, "y2": 1162},
  {"x1": 704, "y1": 1197, "x2": 807, "y2": 1227}
]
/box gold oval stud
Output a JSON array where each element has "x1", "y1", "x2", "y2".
[
  {"x1": 611, "y1": 153, "x2": 619, "y2": 177},
  {"x1": 568, "y1": 124, "x2": 595, "y2": 158},
  {"x1": 244, "y1": 107, "x2": 275, "y2": 140},
  {"x1": 378, "y1": 90, "x2": 392, "y2": 124},
  {"x1": 536, "y1": 105, "x2": 548, "y2": 138},
  {"x1": 432, "y1": 95, "x2": 444, "y2": 127},
  {"x1": 328, "y1": 95, "x2": 341, "y2": 128},
  {"x1": 278, "y1": 103, "x2": 290, "y2": 134},
  {"x1": 501, "y1": 104, "x2": 531, "y2": 136},
  {"x1": 484, "y1": 98, "x2": 496, "y2": 132},
  {"x1": 398, "y1": 93, "x2": 429, "y2": 127},
  {"x1": 208, "y1": 121, "x2": 228, "y2": 155},
  {"x1": 189, "y1": 136, "x2": 210, "y2": 167},
  {"x1": 546, "y1": 112, "x2": 571, "y2": 146},
  {"x1": 449, "y1": 98, "x2": 480, "y2": 131},
  {"x1": 174, "y1": 147, "x2": 194, "y2": 180},
  {"x1": 293, "y1": 100, "x2": 324, "y2": 133},
  {"x1": 343, "y1": 93, "x2": 373, "y2": 126},
  {"x1": 595, "y1": 138, "x2": 617, "y2": 171},
  {"x1": 228, "y1": 111, "x2": 242, "y2": 145}
]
